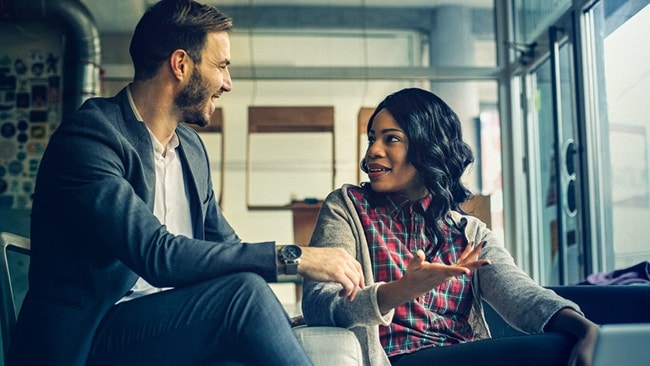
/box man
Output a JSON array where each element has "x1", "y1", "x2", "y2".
[{"x1": 7, "y1": 0, "x2": 364, "y2": 365}]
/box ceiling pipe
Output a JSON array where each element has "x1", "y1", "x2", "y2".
[{"x1": 3, "y1": 0, "x2": 101, "y2": 117}]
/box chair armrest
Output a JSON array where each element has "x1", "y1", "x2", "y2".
[
  {"x1": 548, "y1": 285, "x2": 650, "y2": 324},
  {"x1": 292, "y1": 326, "x2": 363, "y2": 366},
  {"x1": 485, "y1": 285, "x2": 650, "y2": 338}
]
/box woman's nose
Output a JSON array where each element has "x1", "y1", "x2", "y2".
[{"x1": 366, "y1": 141, "x2": 384, "y2": 158}]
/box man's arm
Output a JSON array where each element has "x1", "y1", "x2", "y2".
[{"x1": 279, "y1": 245, "x2": 365, "y2": 300}]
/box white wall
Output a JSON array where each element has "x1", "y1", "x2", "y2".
[{"x1": 205, "y1": 30, "x2": 422, "y2": 243}]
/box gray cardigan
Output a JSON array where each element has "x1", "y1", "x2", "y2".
[{"x1": 302, "y1": 185, "x2": 581, "y2": 366}]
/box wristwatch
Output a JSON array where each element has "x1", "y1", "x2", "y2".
[{"x1": 279, "y1": 244, "x2": 302, "y2": 275}]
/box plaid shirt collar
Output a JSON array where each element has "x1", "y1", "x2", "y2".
[{"x1": 382, "y1": 191, "x2": 432, "y2": 216}]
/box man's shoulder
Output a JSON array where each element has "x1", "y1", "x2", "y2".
[
  {"x1": 65, "y1": 95, "x2": 124, "y2": 128},
  {"x1": 52, "y1": 92, "x2": 144, "y2": 152}
]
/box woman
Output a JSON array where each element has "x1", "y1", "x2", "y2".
[{"x1": 301, "y1": 88, "x2": 598, "y2": 366}]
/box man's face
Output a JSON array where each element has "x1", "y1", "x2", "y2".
[{"x1": 176, "y1": 31, "x2": 232, "y2": 127}]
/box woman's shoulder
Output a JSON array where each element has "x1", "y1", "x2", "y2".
[
  {"x1": 450, "y1": 210, "x2": 489, "y2": 235},
  {"x1": 328, "y1": 183, "x2": 362, "y2": 197},
  {"x1": 322, "y1": 184, "x2": 366, "y2": 210},
  {"x1": 339, "y1": 183, "x2": 372, "y2": 201}
]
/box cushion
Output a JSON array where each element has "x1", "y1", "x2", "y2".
[{"x1": 292, "y1": 326, "x2": 363, "y2": 366}]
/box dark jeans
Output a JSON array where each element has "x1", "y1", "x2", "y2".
[
  {"x1": 390, "y1": 333, "x2": 574, "y2": 366},
  {"x1": 87, "y1": 272, "x2": 313, "y2": 366}
]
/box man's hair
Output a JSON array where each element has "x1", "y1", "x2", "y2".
[{"x1": 129, "y1": 0, "x2": 233, "y2": 81}]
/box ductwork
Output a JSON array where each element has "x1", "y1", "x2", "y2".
[{"x1": 4, "y1": 0, "x2": 101, "y2": 116}]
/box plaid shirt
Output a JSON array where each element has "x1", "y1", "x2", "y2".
[{"x1": 348, "y1": 186, "x2": 475, "y2": 357}]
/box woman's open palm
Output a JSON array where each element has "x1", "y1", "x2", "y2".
[{"x1": 401, "y1": 242, "x2": 491, "y2": 297}]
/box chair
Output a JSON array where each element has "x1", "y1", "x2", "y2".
[
  {"x1": 0, "y1": 232, "x2": 30, "y2": 362},
  {"x1": 292, "y1": 325, "x2": 363, "y2": 366}
]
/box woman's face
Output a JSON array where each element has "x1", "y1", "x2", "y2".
[{"x1": 365, "y1": 108, "x2": 427, "y2": 200}]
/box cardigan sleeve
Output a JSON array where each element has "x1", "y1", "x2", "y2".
[
  {"x1": 459, "y1": 214, "x2": 582, "y2": 334},
  {"x1": 302, "y1": 188, "x2": 394, "y2": 328}
]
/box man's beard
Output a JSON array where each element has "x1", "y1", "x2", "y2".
[{"x1": 175, "y1": 67, "x2": 212, "y2": 127}]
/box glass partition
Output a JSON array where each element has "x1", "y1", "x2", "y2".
[
  {"x1": 584, "y1": 0, "x2": 650, "y2": 270},
  {"x1": 514, "y1": 0, "x2": 571, "y2": 44}
]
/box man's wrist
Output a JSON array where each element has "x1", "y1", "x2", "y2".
[
  {"x1": 276, "y1": 245, "x2": 287, "y2": 275},
  {"x1": 277, "y1": 244, "x2": 302, "y2": 275}
]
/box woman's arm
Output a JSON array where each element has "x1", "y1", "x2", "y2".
[
  {"x1": 302, "y1": 188, "x2": 393, "y2": 328},
  {"x1": 545, "y1": 308, "x2": 599, "y2": 366}
]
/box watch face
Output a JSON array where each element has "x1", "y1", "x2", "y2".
[{"x1": 282, "y1": 245, "x2": 302, "y2": 260}]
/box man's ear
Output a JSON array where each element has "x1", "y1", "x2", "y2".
[{"x1": 169, "y1": 49, "x2": 191, "y2": 80}]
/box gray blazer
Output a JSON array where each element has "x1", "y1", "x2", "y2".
[
  {"x1": 8, "y1": 88, "x2": 278, "y2": 365},
  {"x1": 302, "y1": 185, "x2": 581, "y2": 366}
]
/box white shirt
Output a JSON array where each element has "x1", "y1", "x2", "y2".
[{"x1": 117, "y1": 85, "x2": 193, "y2": 303}]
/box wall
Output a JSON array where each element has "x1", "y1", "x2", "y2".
[
  {"x1": 102, "y1": 29, "x2": 421, "y2": 245},
  {"x1": 100, "y1": 30, "x2": 419, "y2": 306}
]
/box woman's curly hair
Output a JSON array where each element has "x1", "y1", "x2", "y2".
[{"x1": 361, "y1": 87, "x2": 475, "y2": 241}]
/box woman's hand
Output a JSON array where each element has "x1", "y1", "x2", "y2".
[
  {"x1": 403, "y1": 242, "x2": 490, "y2": 295},
  {"x1": 568, "y1": 327, "x2": 598, "y2": 366},
  {"x1": 377, "y1": 241, "x2": 490, "y2": 313},
  {"x1": 545, "y1": 308, "x2": 599, "y2": 366}
]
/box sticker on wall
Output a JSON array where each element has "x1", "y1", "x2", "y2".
[
  {"x1": 15, "y1": 92, "x2": 29, "y2": 108},
  {"x1": 0, "y1": 22, "x2": 64, "y2": 209}
]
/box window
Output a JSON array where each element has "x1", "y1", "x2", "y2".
[{"x1": 584, "y1": 0, "x2": 650, "y2": 270}]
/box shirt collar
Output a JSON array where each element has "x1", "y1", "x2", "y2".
[
  {"x1": 127, "y1": 84, "x2": 180, "y2": 155},
  {"x1": 126, "y1": 84, "x2": 144, "y2": 122},
  {"x1": 385, "y1": 192, "x2": 432, "y2": 216}
]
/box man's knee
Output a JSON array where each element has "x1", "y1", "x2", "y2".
[
  {"x1": 226, "y1": 272, "x2": 268, "y2": 290},
  {"x1": 227, "y1": 272, "x2": 276, "y2": 301},
  {"x1": 200, "y1": 272, "x2": 277, "y2": 307},
  {"x1": 215, "y1": 273, "x2": 287, "y2": 329}
]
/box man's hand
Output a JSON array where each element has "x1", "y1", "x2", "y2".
[{"x1": 298, "y1": 246, "x2": 365, "y2": 301}]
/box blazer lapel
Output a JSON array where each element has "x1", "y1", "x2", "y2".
[
  {"x1": 176, "y1": 133, "x2": 205, "y2": 239},
  {"x1": 113, "y1": 88, "x2": 156, "y2": 211}
]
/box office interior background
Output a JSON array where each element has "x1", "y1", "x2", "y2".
[{"x1": 0, "y1": 0, "x2": 649, "y2": 314}]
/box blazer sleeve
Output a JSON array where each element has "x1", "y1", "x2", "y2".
[
  {"x1": 302, "y1": 188, "x2": 393, "y2": 328},
  {"x1": 34, "y1": 102, "x2": 277, "y2": 288}
]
